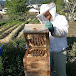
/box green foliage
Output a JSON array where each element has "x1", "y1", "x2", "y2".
[
  {"x1": 42, "y1": 0, "x2": 55, "y2": 4},
  {"x1": 0, "y1": 57, "x2": 3, "y2": 73},
  {"x1": 42, "y1": 0, "x2": 64, "y2": 13},
  {"x1": 67, "y1": 37, "x2": 76, "y2": 50},
  {"x1": 0, "y1": 21, "x2": 7, "y2": 26},
  {"x1": 56, "y1": 0, "x2": 64, "y2": 12},
  {"x1": 0, "y1": 23, "x2": 20, "y2": 39},
  {"x1": 69, "y1": 0, "x2": 76, "y2": 2},
  {"x1": 0, "y1": 21, "x2": 21, "y2": 34},
  {"x1": 43, "y1": 0, "x2": 48, "y2": 4},
  {"x1": 0, "y1": 38, "x2": 26, "y2": 75},
  {"x1": 5, "y1": 0, "x2": 28, "y2": 20},
  {"x1": 67, "y1": 60, "x2": 76, "y2": 76},
  {"x1": 66, "y1": 37, "x2": 76, "y2": 76},
  {"x1": 11, "y1": 22, "x2": 26, "y2": 39},
  {"x1": 29, "y1": 18, "x2": 40, "y2": 24}
]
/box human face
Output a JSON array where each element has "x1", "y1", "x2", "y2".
[{"x1": 43, "y1": 10, "x2": 52, "y2": 21}]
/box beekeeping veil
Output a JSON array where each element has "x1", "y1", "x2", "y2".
[{"x1": 36, "y1": 3, "x2": 56, "y2": 24}]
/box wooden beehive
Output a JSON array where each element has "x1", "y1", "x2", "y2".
[{"x1": 23, "y1": 24, "x2": 50, "y2": 76}]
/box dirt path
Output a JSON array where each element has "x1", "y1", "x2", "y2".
[{"x1": 0, "y1": 23, "x2": 24, "y2": 43}]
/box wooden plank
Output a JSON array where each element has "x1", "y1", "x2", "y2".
[
  {"x1": 23, "y1": 54, "x2": 50, "y2": 76},
  {"x1": 24, "y1": 24, "x2": 49, "y2": 33}
]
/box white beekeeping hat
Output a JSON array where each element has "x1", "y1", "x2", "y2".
[{"x1": 36, "y1": 4, "x2": 52, "y2": 17}]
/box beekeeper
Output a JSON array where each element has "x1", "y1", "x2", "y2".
[{"x1": 36, "y1": 2, "x2": 69, "y2": 76}]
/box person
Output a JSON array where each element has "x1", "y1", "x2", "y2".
[{"x1": 36, "y1": 2, "x2": 69, "y2": 76}]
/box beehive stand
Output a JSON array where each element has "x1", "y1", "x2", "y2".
[{"x1": 23, "y1": 24, "x2": 50, "y2": 76}]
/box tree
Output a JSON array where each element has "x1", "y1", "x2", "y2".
[
  {"x1": 5, "y1": 0, "x2": 28, "y2": 21},
  {"x1": 65, "y1": 0, "x2": 76, "y2": 21},
  {"x1": 42, "y1": 0, "x2": 64, "y2": 12},
  {"x1": 42, "y1": 0, "x2": 55, "y2": 4},
  {"x1": 56, "y1": 0, "x2": 64, "y2": 12}
]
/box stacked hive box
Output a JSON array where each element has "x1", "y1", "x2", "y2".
[{"x1": 23, "y1": 24, "x2": 50, "y2": 76}]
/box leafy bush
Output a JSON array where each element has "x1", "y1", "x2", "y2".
[
  {"x1": 0, "y1": 38, "x2": 26, "y2": 75},
  {"x1": 67, "y1": 37, "x2": 76, "y2": 76},
  {"x1": 5, "y1": 0, "x2": 28, "y2": 21}
]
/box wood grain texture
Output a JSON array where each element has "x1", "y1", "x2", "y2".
[
  {"x1": 24, "y1": 24, "x2": 49, "y2": 33},
  {"x1": 23, "y1": 24, "x2": 50, "y2": 76}
]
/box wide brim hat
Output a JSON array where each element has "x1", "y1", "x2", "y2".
[{"x1": 36, "y1": 4, "x2": 52, "y2": 18}]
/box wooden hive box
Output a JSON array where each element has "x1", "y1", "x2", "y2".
[{"x1": 23, "y1": 24, "x2": 50, "y2": 76}]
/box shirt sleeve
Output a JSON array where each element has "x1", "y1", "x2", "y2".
[{"x1": 52, "y1": 16, "x2": 69, "y2": 38}]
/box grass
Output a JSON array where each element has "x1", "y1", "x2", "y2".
[
  {"x1": 29, "y1": 18, "x2": 40, "y2": 24},
  {"x1": 0, "y1": 23, "x2": 22, "y2": 39},
  {"x1": 11, "y1": 22, "x2": 27, "y2": 40},
  {"x1": 0, "y1": 21, "x2": 7, "y2": 26},
  {"x1": 0, "y1": 21, "x2": 21, "y2": 33}
]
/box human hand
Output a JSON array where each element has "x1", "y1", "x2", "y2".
[
  {"x1": 45, "y1": 22, "x2": 54, "y2": 33},
  {"x1": 45, "y1": 22, "x2": 52, "y2": 29}
]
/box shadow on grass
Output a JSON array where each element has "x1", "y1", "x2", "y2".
[
  {"x1": 0, "y1": 38, "x2": 26, "y2": 76},
  {"x1": 67, "y1": 37, "x2": 76, "y2": 76}
]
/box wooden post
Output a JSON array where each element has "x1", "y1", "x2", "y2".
[{"x1": 23, "y1": 24, "x2": 50, "y2": 76}]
